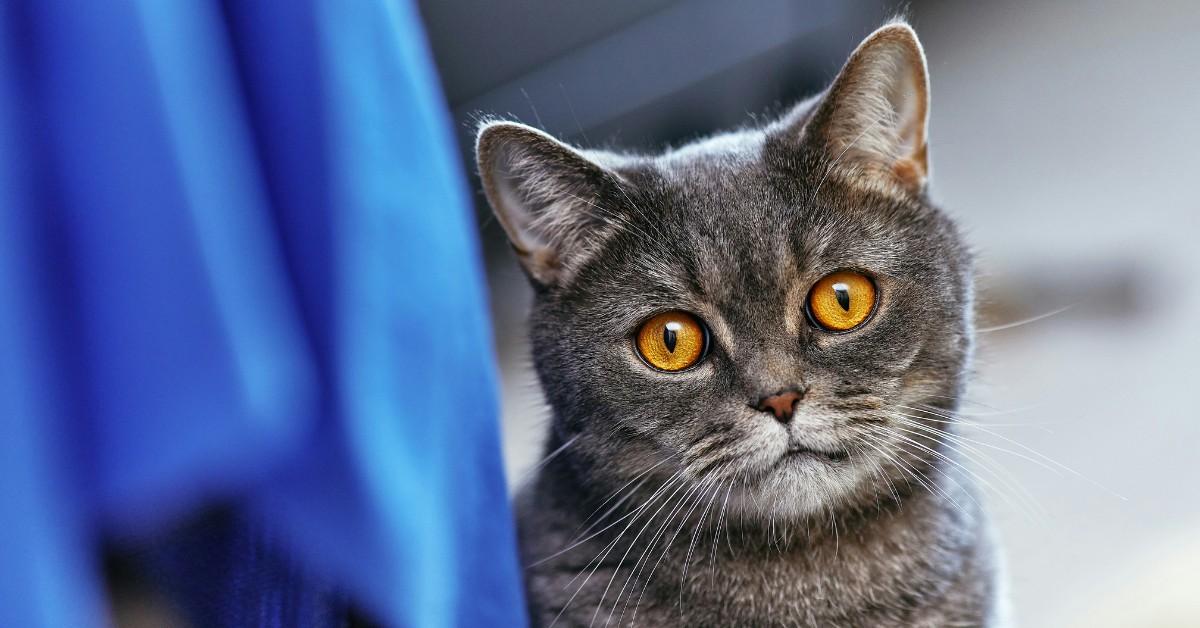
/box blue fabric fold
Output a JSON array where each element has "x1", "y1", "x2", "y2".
[{"x1": 0, "y1": 1, "x2": 526, "y2": 626}]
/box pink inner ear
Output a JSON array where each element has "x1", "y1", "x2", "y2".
[
  {"x1": 892, "y1": 61, "x2": 928, "y2": 162},
  {"x1": 892, "y1": 155, "x2": 926, "y2": 191}
]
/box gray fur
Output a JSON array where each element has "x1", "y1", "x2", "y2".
[{"x1": 477, "y1": 22, "x2": 1004, "y2": 628}]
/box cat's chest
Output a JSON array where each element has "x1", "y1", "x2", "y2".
[
  {"x1": 524, "y1": 527, "x2": 952, "y2": 627},
  {"x1": 632, "y1": 535, "x2": 953, "y2": 627}
]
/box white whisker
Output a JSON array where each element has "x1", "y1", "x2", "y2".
[{"x1": 977, "y1": 304, "x2": 1074, "y2": 333}]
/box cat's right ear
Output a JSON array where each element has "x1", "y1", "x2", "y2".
[
  {"x1": 782, "y1": 22, "x2": 932, "y2": 196},
  {"x1": 476, "y1": 121, "x2": 622, "y2": 286}
]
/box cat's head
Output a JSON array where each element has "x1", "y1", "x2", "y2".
[{"x1": 477, "y1": 23, "x2": 973, "y2": 520}]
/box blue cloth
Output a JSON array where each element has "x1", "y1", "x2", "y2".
[{"x1": 0, "y1": 1, "x2": 526, "y2": 626}]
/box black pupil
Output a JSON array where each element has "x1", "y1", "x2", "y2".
[
  {"x1": 663, "y1": 322, "x2": 681, "y2": 353},
  {"x1": 833, "y1": 283, "x2": 851, "y2": 311}
]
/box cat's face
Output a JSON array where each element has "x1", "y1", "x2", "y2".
[{"x1": 479, "y1": 24, "x2": 973, "y2": 520}]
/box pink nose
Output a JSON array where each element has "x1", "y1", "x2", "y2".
[{"x1": 756, "y1": 389, "x2": 803, "y2": 422}]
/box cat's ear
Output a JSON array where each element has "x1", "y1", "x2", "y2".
[
  {"x1": 796, "y1": 22, "x2": 931, "y2": 194},
  {"x1": 476, "y1": 121, "x2": 625, "y2": 286}
]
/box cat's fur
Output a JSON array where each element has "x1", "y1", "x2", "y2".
[{"x1": 477, "y1": 22, "x2": 1005, "y2": 627}]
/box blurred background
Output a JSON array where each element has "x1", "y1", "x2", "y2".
[{"x1": 419, "y1": 0, "x2": 1200, "y2": 626}]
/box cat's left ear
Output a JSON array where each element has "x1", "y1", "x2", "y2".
[{"x1": 794, "y1": 22, "x2": 931, "y2": 194}]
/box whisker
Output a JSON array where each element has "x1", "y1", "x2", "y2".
[
  {"x1": 888, "y1": 415, "x2": 1047, "y2": 521},
  {"x1": 850, "y1": 441, "x2": 903, "y2": 505},
  {"x1": 914, "y1": 398, "x2": 1044, "y2": 419},
  {"x1": 584, "y1": 474, "x2": 697, "y2": 627},
  {"x1": 523, "y1": 434, "x2": 579, "y2": 478},
  {"x1": 627, "y1": 475, "x2": 725, "y2": 626},
  {"x1": 548, "y1": 471, "x2": 685, "y2": 628},
  {"x1": 712, "y1": 479, "x2": 736, "y2": 575},
  {"x1": 534, "y1": 455, "x2": 680, "y2": 567},
  {"x1": 856, "y1": 431, "x2": 968, "y2": 517},
  {"x1": 977, "y1": 304, "x2": 1074, "y2": 333},
  {"x1": 565, "y1": 453, "x2": 680, "y2": 545},
  {"x1": 897, "y1": 406, "x2": 1095, "y2": 481},
  {"x1": 892, "y1": 403, "x2": 1046, "y2": 429},
  {"x1": 910, "y1": 401, "x2": 1060, "y2": 433},
  {"x1": 876, "y1": 421, "x2": 1041, "y2": 521},
  {"x1": 678, "y1": 479, "x2": 729, "y2": 616},
  {"x1": 607, "y1": 477, "x2": 712, "y2": 626}
]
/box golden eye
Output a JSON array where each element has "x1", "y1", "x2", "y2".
[
  {"x1": 806, "y1": 271, "x2": 877, "y2": 332},
  {"x1": 635, "y1": 311, "x2": 708, "y2": 372}
]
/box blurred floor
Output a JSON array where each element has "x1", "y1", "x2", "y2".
[{"x1": 484, "y1": 0, "x2": 1200, "y2": 626}]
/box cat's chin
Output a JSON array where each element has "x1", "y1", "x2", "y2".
[{"x1": 727, "y1": 454, "x2": 868, "y2": 519}]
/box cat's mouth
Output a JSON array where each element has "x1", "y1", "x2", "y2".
[{"x1": 779, "y1": 444, "x2": 850, "y2": 465}]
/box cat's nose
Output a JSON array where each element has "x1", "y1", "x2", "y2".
[{"x1": 755, "y1": 389, "x2": 805, "y2": 423}]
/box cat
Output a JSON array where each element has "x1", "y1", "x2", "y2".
[{"x1": 476, "y1": 21, "x2": 1007, "y2": 628}]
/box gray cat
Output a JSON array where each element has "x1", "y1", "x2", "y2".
[{"x1": 476, "y1": 22, "x2": 1007, "y2": 628}]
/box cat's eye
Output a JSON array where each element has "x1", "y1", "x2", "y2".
[
  {"x1": 806, "y1": 271, "x2": 877, "y2": 332},
  {"x1": 635, "y1": 311, "x2": 708, "y2": 372}
]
